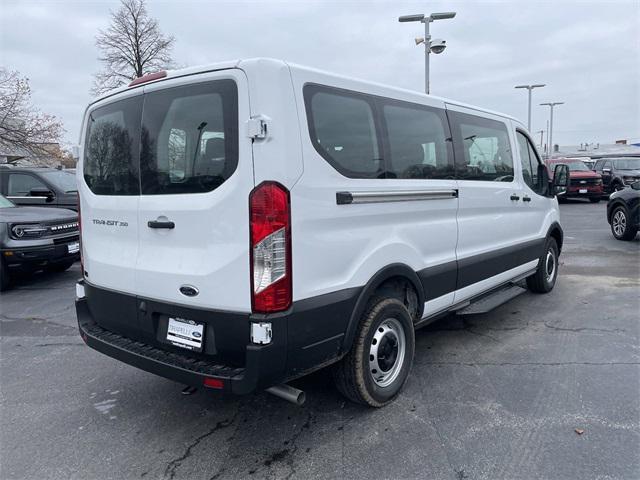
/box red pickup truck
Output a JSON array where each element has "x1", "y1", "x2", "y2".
[{"x1": 546, "y1": 158, "x2": 604, "y2": 203}]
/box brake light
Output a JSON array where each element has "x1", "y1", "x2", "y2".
[
  {"x1": 128, "y1": 71, "x2": 167, "y2": 87},
  {"x1": 203, "y1": 377, "x2": 224, "y2": 389},
  {"x1": 249, "y1": 182, "x2": 292, "y2": 313},
  {"x1": 77, "y1": 192, "x2": 84, "y2": 276}
]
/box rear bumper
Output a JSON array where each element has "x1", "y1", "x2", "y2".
[
  {"x1": 76, "y1": 280, "x2": 359, "y2": 394},
  {"x1": 77, "y1": 298, "x2": 273, "y2": 394}
]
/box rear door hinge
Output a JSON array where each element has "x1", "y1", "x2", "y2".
[{"x1": 246, "y1": 116, "x2": 269, "y2": 140}]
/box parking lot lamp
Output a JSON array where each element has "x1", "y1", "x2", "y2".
[
  {"x1": 399, "y1": 12, "x2": 456, "y2": 94},
  {"x1": 540, "y1": 102, "x2": 564, "y2": 158},
  {"x1": 515, "y1": 84, "x2": 546, "y2": 131}
]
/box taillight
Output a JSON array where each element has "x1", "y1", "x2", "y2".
[
  {"x1": 249, "y1": 182, "x2": 292, "y2": 313},
  {"x1": 77, "y1": 192, "x2": 84, "y2": 276}
]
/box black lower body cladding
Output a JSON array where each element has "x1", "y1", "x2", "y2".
[
  {"x1": 76, "y1": 280, "x2": 360, "y2": 393},
  {"x1": 76, "y1": 235, "x2": 556, "y2": 395}
]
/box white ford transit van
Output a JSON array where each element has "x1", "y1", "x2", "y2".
[{"x1": 75, "y1": 58, "x2": 569, "y2": 407}]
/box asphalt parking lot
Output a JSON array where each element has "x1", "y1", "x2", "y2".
[{"x1": 1, "y1": 201, "x2": 638, "y2": 480}]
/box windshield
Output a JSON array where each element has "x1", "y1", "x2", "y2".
[
  {"x1": 566, "y1": 162, "x2": 590, "y2": 172},
  {"x1": 0, "y1": 195, "x2": 16, "y2": 208},
  {"x1": 612, "y1": 158, "x2": 640, "y2": 170},
  {"x1": 40, "y1": 170, "x2": 78, "y2": 193}
]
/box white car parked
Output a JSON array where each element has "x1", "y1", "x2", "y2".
[{"x1": 75, "y1": 58, "x2": 569, "y2": 407}]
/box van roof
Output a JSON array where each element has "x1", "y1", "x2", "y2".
[{"x1": 91, "y1": 57, "x2": 518, "y2": 123}]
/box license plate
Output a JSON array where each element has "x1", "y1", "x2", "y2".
[
  {"x1": 579, "y1": 189, "x2": 587, "y2": 194},
  {"x1": 67, "y1": 241, "x2": 80, "y2": 254},
  {"x1": 167, "y1": 317, "x2": 204, "y2": 352}
]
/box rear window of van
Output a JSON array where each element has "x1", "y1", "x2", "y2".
[{"x1": 83, "y1": 79, "x2": 238, "y2": 195}]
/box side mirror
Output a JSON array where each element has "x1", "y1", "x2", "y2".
[
  {"x1": 30, "y1": 187, "x2": 55, "y2": 201},
  {"x1": 552, "y1": 164, "x2": 570, "y2": 196}
]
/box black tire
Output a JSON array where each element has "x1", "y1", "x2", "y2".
[
  {"x1": 45, "y1": 261, "x2": 74, "y2": 273},
  {"x1": 527, "y1": 237, "x2": 559, "y2": 293},
  {"x1": 589, "y1": 198, "x2": 600, "y2": 204},
  {"x1": 333, "y1": 297, "x2": 415, "y2": 407},
  {"x1": 0, "y1": 259, "x2": 10, "y2": 292},
  {"x1": 611, "y1": 206, "x2": 638, "y2": 241}
]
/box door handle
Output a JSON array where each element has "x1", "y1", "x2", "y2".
[
  {"x1": 510, "y1": 194, "x2": 520, "y2": 201},
  {"x1": 522, "y1": 196, "x2": 531, "y2": 202},
  {"x1": 147, "y1": 220, "x2": 175, "y2": 229}
]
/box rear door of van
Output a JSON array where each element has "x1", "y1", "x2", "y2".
[
  {"x1": 80, "y1": 88, "x2": 143, "y2": 294},
  {"x1": 136, "y1": 70, "x2": 253, "y2": 312},
  {"x1": 80, "y1": 69, "x2": 253, "y2": 313}
]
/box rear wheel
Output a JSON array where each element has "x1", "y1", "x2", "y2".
[
  {"x1": 611, "y1": 206, "x2": 638, "y2": 241},
  {"x1": 527, "y1": 237, "x2": 559, "y2": 293},
  {"x1": 589, "y1": 197, "x2": 600, "y2": 204},
  {"x1": 333, "y1": 297, "x2": 415, "y2": 407}
]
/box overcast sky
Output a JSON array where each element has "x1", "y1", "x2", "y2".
[{"x1": 1, "y1": 0, "x2": 638, "y2": 148}]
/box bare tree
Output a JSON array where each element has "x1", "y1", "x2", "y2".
[
  {"x1": 92, "y1": 0, "x2": 174, "y2": 96},
  {"x1": 0, "y1": 68, "x2": 64, "y2": 159}
]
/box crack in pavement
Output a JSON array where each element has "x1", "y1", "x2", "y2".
[
  {"x1": 543, "y1": 322, "x2": 628, "y2": 334},
  {"x1": 163, "y1": 408, "x2": 242, "y2": 480},
  {"x1": 417, "y1": 361, "x2": 640, "y2": 367},
  {"x1": 0, "y1": 314, "x2": 76, "y2": 330}
]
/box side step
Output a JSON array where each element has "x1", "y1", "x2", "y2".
[{"x1": 456, "y1": 284, "x2": 527, "y2": 315}]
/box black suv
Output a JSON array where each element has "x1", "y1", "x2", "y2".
[
  {"x1": 593, "y1": 157, "x2": 640, "y2": 194},
  {"x1": 0, "y1": 166, "x2": 78, "y2": 211},
  {"x1": 0, "y1": 195, "x2": 79, "y2": 290}
]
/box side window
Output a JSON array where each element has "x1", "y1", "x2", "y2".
[
  {"x1": 603, "y1": 160, "x2": 612, "y2": 170},
  {"x1": 8, "y1": 173, "x2": 47, "y2": 196},
  {"x1": 382, "y1": 103, "x2": 454, "y2": 179},
  {"x1": 304, "y1": 86, "x2": 381, "y2": 178},
  {"x1": 84, "y1": 96, "x2": 142, "y2": 195},
  {"x1": 140, "y1": 79, "x2": 238, "y2": 194},
  {"x1": 449, "y1": 111, "x2": 514, "y2": 182},
  {"x1": 593, "y1": 160, "x2": 603, "y2": 171}
]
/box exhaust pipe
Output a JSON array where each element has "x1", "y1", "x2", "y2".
[{"x1": 266, "y1": 384, "x2": 306, "y2": 405}]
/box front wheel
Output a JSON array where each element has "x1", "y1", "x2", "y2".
[
  {"x1": 0, "y1": 259, "x2": 9, "y2": 292},
  {"x1": 333, "y1": 297, "x2": 415, "y2": 407},
  {"x1": 611, "y1": 206, "x2": 638, "y2": 241},
  {"x1": 527, "y1": 237, "x2": 559, "y2": 293}
]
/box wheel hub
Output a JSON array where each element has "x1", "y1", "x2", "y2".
[
  {"x1": 613, "y1": 210, "x2": 626, "y2": 237},
  {"x1": 369, "y1": 318, "x2": 406, "y2": 388}
]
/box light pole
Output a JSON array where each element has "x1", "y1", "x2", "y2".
[
  {"x1": 515, "y1": 84, "x2": 545, "y2": 131},
  {"x1": 537, "y1": 130, "x2": 544, "y2": 150},
  {"x1": 540, "y1": 102, "x2": 564, "y2": 158},
  {"x1": 399, "y1": 12, "x2": 456, "y2": 94}
]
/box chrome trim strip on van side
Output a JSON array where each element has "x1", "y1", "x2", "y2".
[{"x1": 336, "y1": 189, "x2": 458, "y2": 205}]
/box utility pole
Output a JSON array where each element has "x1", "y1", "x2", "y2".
[
  {"x1": 515, "y1": 84, "x2": 545, "y2": 131},
  {"x1": 540, "y1": 102, "x2": 564, "y2": 158}
]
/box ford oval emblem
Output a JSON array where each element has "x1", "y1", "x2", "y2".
[
  {"x1": 179, "y1": 285, "x2": 199, "y2": 297},
  {"x1": 192, "y1": 331, "x2": 202, "y2": 338}
]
